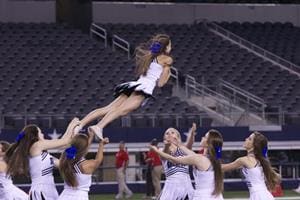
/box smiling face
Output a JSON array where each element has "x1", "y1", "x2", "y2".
[
  {"x1": 163, "y1": 127, "x2": 181, "y2": 144},
  {"x1": 243, "y1": 133, "x2": 255, "y2": 151}
]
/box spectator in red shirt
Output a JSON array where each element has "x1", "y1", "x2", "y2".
[
  {"x1": 146, "y1": 139, "x2": 162, "y2": 198},
  {"x1": 115, "y1": 141, "x2": 133, "y2": 199}
]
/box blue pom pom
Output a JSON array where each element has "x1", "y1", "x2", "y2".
[
  {"x1": 15, "y1": 131, "x2": 25, "y2": 142},
  {"x1": 65, "y1": 146, "x2": 77, "y2": 160},
  {"x1": 150, "y1": 42, "x2": 162, "y2": 54}
]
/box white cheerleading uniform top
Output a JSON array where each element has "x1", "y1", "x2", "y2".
[
  {"x1": 64, "y1": 159, "x2": 92, "y2": 192},
  {"x1": 0, "y1": 172, "x2": 13, "y2": 189},
  {"x1": 242, "y1": 166, "x2": 269, "y2": 193},
  {"x1": 135, "y1": 58, "x2": 163, "y2": 95},
  {"x1": 0, "y1": 171, "x2": 28, "y2": 200},
  {"x1": 193, "y1": 166, "x2": 224, "y2": 200},
  {"x1": 29, "y1": 151, "x2": 55, "y2": 186},
  {"x1": 193, "y1": 166, "x2": 215, "y2": 192},
  {"x1": 162, "y1": 148, "x2": 190, "y2": 178}
]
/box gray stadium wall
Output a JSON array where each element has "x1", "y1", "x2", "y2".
[
  {"x1": 93, "y1": 2, "x2": 300, "y2": 26},
  {"x1": 1, "y1": 1, "x2": 300, "y2": 26},
  {"x1": 0, "y1": 0, "x2": 55, "y2": 22}
]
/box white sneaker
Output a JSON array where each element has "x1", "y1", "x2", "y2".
[
  {"x1": 125, "y1": 192, "x2": 133, "y2": 199},
  {"x1": 74, "y1": 125, "x2": 82, "y2": 135},
  {"x1": 88, "y1": 125, "x2": 103, "y2": 140},
  {"x1": 293, "y1": 188, "x2": 300, "y2": 193},
  {"x1": 115, "y1": 193, "x2": 123, "y2": 199}
]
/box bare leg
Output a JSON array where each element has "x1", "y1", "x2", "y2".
[
  {"x1": 80, "y1": 95, "x2": 128, "y2": 128},
  {"x1": 96, "y1": 93, "x2": 145, "y2": 129}
]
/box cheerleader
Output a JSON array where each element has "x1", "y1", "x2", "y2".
[
  {"x1": 222, "y1": 132, "x2": 281, "y2": 200},
  {"x1": 58, "y1": 130, "x2": 109, "y2": 200},
  {"x1": 75, "y1": 34, "x2": 173, "y2": 139},
  {"x1": 150, "y1": 129, "x2": 224, "y2": 200},
  {"x1": 0, "y1": 141, "x2": 28, "y2": 200},
  {"x1": 5, "y1": 118, "x2": 79, "y2": 200},
  {"x1": 151, "y1": 127, "x2": 196, "y2": 200}
]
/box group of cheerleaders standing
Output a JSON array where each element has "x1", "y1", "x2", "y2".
[{"x1": 0, "y1": 34, "x2": 280, "y2": 199}]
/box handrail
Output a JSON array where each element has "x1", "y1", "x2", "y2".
[
  {"x1": 90, "y1": 23, "x2": 107, "y2": 48},
  {"x1": 112, "y1": 34, "x2": 131, "y2": 60},
  {"x1": 185, "y1": 74, "x2": 231, "y2": 104},
  {"x1": 219, "y1": 79, "x2": 267, "y2": 115},
  {"x1": 220, "y1": 79, "x2": 265, "y2": 104},
  {"x1": 170, "y1": 67, "x2": 179, "y2": 90},
  {"x1": 0, "y1": 111, "x2": 298, "y2": 128},
  {"x1": 208, "y1": 22, "x2": 300, "y2": 75},
  {"x1": 219, "y1": 82, "x2": 266, "y2": 118}
]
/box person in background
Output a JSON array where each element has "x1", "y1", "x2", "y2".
[
  {"x1": 115, "y1": 141, "x2": 133, "y2": 199},
  {"x1": 143, "y1": 151, "x2": 155, "y2": 199},
  {"x1": 146, "y1": 138, "x2": 162, "y2": 199}
]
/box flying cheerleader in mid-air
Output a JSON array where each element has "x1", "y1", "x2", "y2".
[{"x1": 75, "y1": 34, "x2": 173, "y2": 139}]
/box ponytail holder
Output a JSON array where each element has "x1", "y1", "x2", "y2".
[
  {"x1": 65, "y1": 146, "x2": 77, "y2": 160},
  {"x1": 215, "y1": 146, "x2": 222, "y2": 160},
  {"x1": 262, "y1": 146, "x2": 268, "y2": 158},
  {"x1": 150, "y1": 42, "x2": 162, "y2": 54},
  {"x1": 15, "y1": 131, "x2": 25, "y2": 142}
]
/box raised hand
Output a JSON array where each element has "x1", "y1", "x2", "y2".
[
  {"x1": 149, "y1": 145, "x2": 158, "y2": 152},
  {"x1": 191, "y1": 122, "x2": 197, "y2": 135},
  {"x1": 101, "y1": 137, "x2": 109, "y2": 145}
]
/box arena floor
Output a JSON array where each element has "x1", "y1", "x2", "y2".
[{"x1": 89, "y1": 190, "x2": 300, "y2": 200}]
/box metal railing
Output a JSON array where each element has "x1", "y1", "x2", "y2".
[
  {"x1": 185, "y1": 74, "x2": 249, "y2": 125},
  {"x1": 112, "y1": 34, "x2": 131, "y2": 60},
  {"x1": 219, "y1": 79, "x2": 267, "y2": 117},
  {"x1": 1, "y1": 111, "x2": 296, "y2": 129},
  {"x1": 90, "y1": 23, "x2": 108, "y2": 48},
  {"x1": 170, "y1": 67, "x2": 179, "y2": 90},
  {"x1": 0, "y1": 113, "x2": 213, "y2": 129},
  {"x1": 208, "y1": 22, "x2": 300, "y2": 76}
]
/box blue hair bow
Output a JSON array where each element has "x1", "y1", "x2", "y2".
[
  {"x1": 262, "y1": 146, "x2": 268, "y2": 158},
  {"x1": 215, "y1": 146, "x2": 222, "y2": 160},
  {"x1": 150, "y1": 42, "x2": 162, "y2": 54},
  {"x1": 65, "y1": 146, "x2": 77, "y2": 160},
  {"x1": 15, "y1": 131, "x2": 25, "y2": 142}
]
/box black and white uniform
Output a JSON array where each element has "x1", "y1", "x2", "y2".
[
  {"x1": 29, "y1": 151, "x2": 58, "y2": 200},
  {"x1": 158, "y1": 148, "x2": 194, "y2": 200},
  {"x1": 58, "y1": 159, "x2": 91, "y2": 200},
  {"x1": 0, "y1": 172, "x2": 28, "y2": 200},
  {"x1": 242, "y1": 165, "x2": 274, "y2": 200},
  {"x1": 192, "y1": 166, "x2": 223, "y2": 200},
  {"x1": 114, "y1": 58, "x2": 163, "y2": 105}
]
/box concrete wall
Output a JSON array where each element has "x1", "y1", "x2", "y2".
[
  {"x1": 93, "y1": 2, "x2": 300, "y2": 26},
  {"x1": 0, "y1": 0, "x2": 55, "y2": 22},
  {"x1": 0, "y1": 1, "x2": 299, "y2": 25}
]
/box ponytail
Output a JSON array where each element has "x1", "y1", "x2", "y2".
[
  {"x1": 207, "y1": 130, "x2": 224, "y2": 196},
  {"x1": 59, "y1": 151, "x2": 78, "y2": 187},
  {"x1": 253, "y1": 132, "x2": 280, "y2": 190},
  {"x1": 6, "y1": 125, "x2": 39, "y2": 177},
  {"x1": 59, "y1": 134, "x2": 89, "y2": 187},
  {"x1": 135, "y1": 34, "x2": 171, "y2": 77}
]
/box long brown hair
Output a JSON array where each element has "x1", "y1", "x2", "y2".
[
  {"x1": 6, "y1": 125, "x2": 40, "y2": 176},
  {"x1": 59, "y1": 134, "x2": 89, "y2": 187},
  {"x1": 253, "y1": 132, "x2": 280, "y2": 190},
  {"x1": 207, "y1": 129, "x2": 224, "y2": 196},
  {"x1": 135, "y1": 34, "x2": 171, "y2": 76}
]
